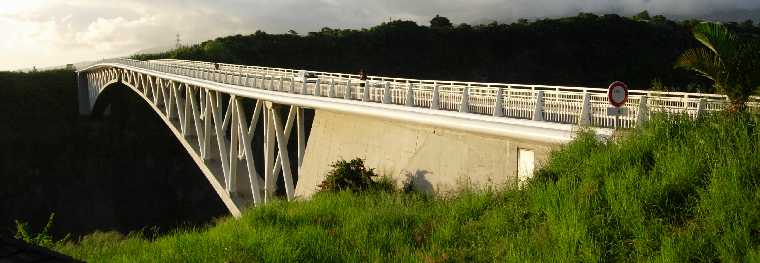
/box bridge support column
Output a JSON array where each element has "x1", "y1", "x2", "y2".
[
  {"x1": 532, "y1": 91, "x2": 544, "y2": 121},
  {"x1": 77, "y1": 72, "x2": 92, "y2": 116},
  {"x1": 344, "y1": 79, "x2": 353, "y2": 99},
  {"x1": 579, "y1": 92, "x2": 592, "y2": 126},
  {"x1": 383, "y1": 82, "x2": 392, "y2": 104},
  {"x1": 459, "y1": 85, "x2": 470, "y2": 113},
  {"x1": 431, "y1": 83, "x2": 440, "y2": 110},
  {"x1": 263, "y1": 102, "x2": 276, "y2": 201},
  {"x1": 637, "y1": 95, "x2": 649, "y2": 126},
  {"x1": 314, "y1": 79, "x2": 322, "y2": 96},
  {"x1": 405, "y1": 83, "x2": 415, "y2": 107},
  {"x1": 493, "y1": 87, "x2": 504, "y2": 117}
]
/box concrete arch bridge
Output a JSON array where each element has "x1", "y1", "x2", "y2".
[{"x1": 77, "y1": 58, "x2": 750, "y2": 216}]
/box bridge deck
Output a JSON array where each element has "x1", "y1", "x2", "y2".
[
  {"x1": 83, "y1": 58, "x2": 756, "y2": 130},
  {"x1": 74, "y1": 58, "x2": 757, "y2": 215}
]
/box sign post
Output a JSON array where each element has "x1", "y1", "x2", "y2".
[{"x1": 607, "y1": 81, "x2": 629, "y2": 129}]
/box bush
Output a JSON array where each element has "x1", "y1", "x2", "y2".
[
  {"x1": 14, "y1": 213, "x2": 69, "y2": 247},
  {"x1": 318, "y1": 158, "x2": 394, "y2": 193}
]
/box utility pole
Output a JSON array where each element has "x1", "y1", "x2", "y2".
[{"x1": 175, "y1": 33, "x2": 181, "y2": 49}]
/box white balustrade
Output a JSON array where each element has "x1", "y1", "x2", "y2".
[{"x1": 80, "y1": 58, "x2": 759, "y2": 129}]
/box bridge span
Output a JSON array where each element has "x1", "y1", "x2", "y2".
[{"x1": 77, "y1": 58, "x2": 741, "y2": 216}]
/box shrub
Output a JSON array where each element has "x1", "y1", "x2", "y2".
[
  {"x1": 14, "y1": 213, "x2": 69, "y2": 247},
  {"x1": 318, "y1": 158, "x2": 394, "y2": 193}
]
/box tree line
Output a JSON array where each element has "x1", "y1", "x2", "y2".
[{"x1": 133, "y1": 12, "x2": 760, "y2": 92}]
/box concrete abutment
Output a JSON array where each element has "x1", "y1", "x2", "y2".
[{"x1": 295, "y1": 109, "x2": 560, "y2": 197}]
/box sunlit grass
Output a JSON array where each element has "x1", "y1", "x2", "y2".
[{"x1": 54, "y1": 113, "x2": 760, "y2": 262}]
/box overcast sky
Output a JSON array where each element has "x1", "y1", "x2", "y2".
[{"x1": 1, "y1": 0, "x2": 758, "y2": 70}]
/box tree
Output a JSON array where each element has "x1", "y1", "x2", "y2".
[
  {"x1": 633, "y1": 10, "x2": 651, "y2": 21},
  {"x1": 740, "y1": 19, "x2": 754, "y2": 29},
  {"x1": 430, "y1": 14, "x2": 452, "y2": 29},
  {"x1": 675, "y1": 22, "x2": 760, "y2": 110}
]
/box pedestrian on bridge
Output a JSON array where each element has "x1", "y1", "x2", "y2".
[{"x1": 359, "y1": 69, "x2": 367, "y2": 87}]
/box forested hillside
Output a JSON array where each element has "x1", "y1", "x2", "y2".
[
  {"x1": 0, "y1": 70, "x2": 226, "y2": 239},
  {"x1": 134, "y1": 13, "x2": 760, "y2": 92}
]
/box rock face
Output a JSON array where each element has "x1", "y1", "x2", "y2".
[{"x1": 0, "y1": 71, "x2": 226, "y2": 239}]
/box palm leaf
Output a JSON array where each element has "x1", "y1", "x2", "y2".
[
  {"x1": 691, "y1": 22, "x2": 737, "y2": 58},
  {"x1": 675, "y1": 48, "x2": 722, "y2": 82}
]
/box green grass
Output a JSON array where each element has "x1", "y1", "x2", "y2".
[{"x1": 52, "y1": 113, "x2": 760, "y2": 262}]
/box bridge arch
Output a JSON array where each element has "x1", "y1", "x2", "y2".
[
  {"x1": 78, "y1": 58, "x2": 743, "y2": 216},
  {"x1": 79, "y1": 63, "x2": 315, "y2": 217}
]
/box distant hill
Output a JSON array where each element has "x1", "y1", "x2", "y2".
[
  {"x1": 131, "y1": 13, "x2": 759, "y2": 92},
  {"x1": 134, "y1": 45, "x2": 177, "y2": 55},
  {"x1": 696, "y1": 8, "x2": 760, "y2": 23}
]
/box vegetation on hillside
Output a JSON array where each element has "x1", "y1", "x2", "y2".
[
  {"x1": 6, "y1": 12, "x2": 760, "y2": 261},
  {"x1": 316, "y1": 158, "x2": 394, "y2": 193},
  {"x1": 0, "y1": 70, "x2": 226, "y2": 239},
  {"x1": 133, "y1": 13, "x2": 760, "y2": 92},
  {"x1": 52, "y1": 113, "x2": 760, "y2": 262}
]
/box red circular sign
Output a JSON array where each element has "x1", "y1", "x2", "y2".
[{"x1": 607, "y1": 81, "x2": 629, "y2": 107}]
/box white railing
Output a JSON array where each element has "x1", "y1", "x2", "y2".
[{"x1": 83, "y1": 58, "x2": 759, "y2": 129}]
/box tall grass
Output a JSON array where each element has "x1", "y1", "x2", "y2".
[{"x1": 54, "y1": 113, "x2": 760, "y2": 262}]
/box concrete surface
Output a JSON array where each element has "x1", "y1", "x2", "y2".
[{"x1": 295, "y1": 110, "x2": 559, "y2": 197}]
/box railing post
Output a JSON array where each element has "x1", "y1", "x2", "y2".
[
  {"x1": 637, "y1": 95, "x2": 649, "y2": 126},
  {"x1": 314, "y1": 78, "x2": 322, "y2": 96},
  {"x1": 383, "y1": 82, "x2": 392, "y2": 104},
  {"x1": 406, "y1": 83, "x2": 415, "y2": 107},
  {"x1": 431, "y1": 83, "x2": 440, "y2": 110},
  {"x1": 301, "y1": 76, "x2": 308, "y2": 94},
  {"x1": 578, "y1": 92, "x2": 592, "y2": 126},
  {"x1": 696, "y1": 98, "x2": 705, "y2": 118},
  {"x1": 459, "y1": 85, "x2": 470, "y2": 113},
  {"x1": 363, "y1": 81, "x2": 371, "y2": 102},
  {"x1": 493, "y1": 87, "x2": 504, "y2": 117},
  {"x1": 532, "y1": 90, "x2": 544, "y2": 121},
  {"x1": 344, "y1": 79, "x2": 352, "y2": 99},
  {"x1": 329, "y1": 78, "x2": 336, "y2": 98}
]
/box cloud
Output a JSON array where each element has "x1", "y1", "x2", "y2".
[{"x1": 1, "y1": 0, "x2": 759, "y2": 70}]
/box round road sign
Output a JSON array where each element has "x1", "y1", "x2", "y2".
[{"x1": 607, "y1": 81, "x2": 628, "y2": 107}]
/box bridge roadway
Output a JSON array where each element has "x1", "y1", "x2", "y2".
[{"x1": 77, "y1": 58, "x2": 749, "y2": 217}]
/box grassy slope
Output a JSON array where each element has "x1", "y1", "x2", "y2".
[{"x1": 54, "y1": 113, "x2": 760, "y2": 262}]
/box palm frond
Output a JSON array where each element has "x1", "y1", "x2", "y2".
[
  {"x1": 675, "y1": 48, "x2": 722, "y2": 82},
  {"x1": 692, "y1": 22, "x2": 737, "y2": 57}
]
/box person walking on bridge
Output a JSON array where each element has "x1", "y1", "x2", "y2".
[{"x1": 358, "y1": 69, "x2": 367, "y2": 87}]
